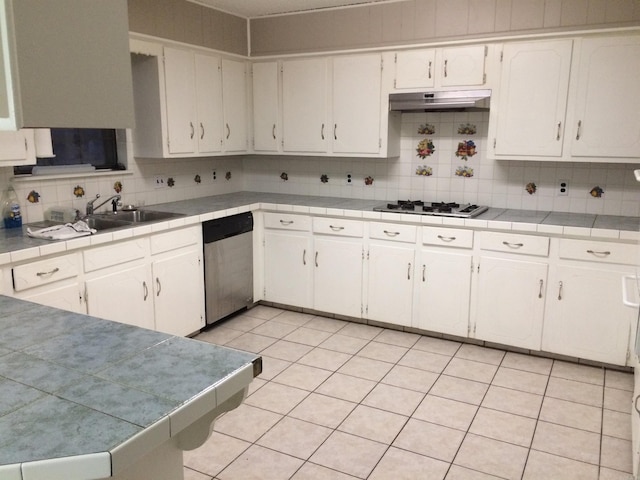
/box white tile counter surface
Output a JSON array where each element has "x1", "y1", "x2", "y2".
[
  {"x1": 1, "y1": 192, "x2": 639, "y2": 265},
  {"x1": 0, "y1": 295, "x2": 260, "y2": 480}
]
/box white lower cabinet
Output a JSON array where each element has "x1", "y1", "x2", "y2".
[
  {"x1": 415, "y1": 227, "x2": 473, "y2": 336},
  {"x1": 312, "y1": 218, "x2": 364, "y2": 318},
  {"x1": 472, "y1": 232, "x2": 549, "y2": 350},
  {"x1": 365, "y1": 223, "x2": 418, "y2": 327},
  {"x1": 263, "y1": 214, "x2": 313, "y2": 308},
  {"x1": 542, "y1": 239, "x2": 638, "y2": 366},
  {"x1": 85, "y1": 263, "x2": 154, "y2": 330}
]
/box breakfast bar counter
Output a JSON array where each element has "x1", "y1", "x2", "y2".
[{"x1": 0, "y1": 296, "x2": 261, "y2": 480}]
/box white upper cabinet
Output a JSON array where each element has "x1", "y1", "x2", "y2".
[
  {"x1": 252, "y1": 62, "x2": 280, "y2": 152},
  {"x1": 490, "y1": 33, "x2": 640, "y2": 162},
  {"x1": 568, "y1": 35, "x2": 640, "y2": 159},
  {"x1": 282, "y1": 57, "x2": 329, "y2": 153},
  {"x1": 131, "y1": 41, "x2": 246, "y2": 158},
  {"x1": 222, "y1": 58, "x2": 248, "y2": 152},
  {"x1": 0, "y1": 128, "x2": 35, "y2": 166},
  {"x1": 331, "y1": 54, "x2": 382, "y2": 155},
  {"x1": 0, "y1": 0, "x2": 134, "y2": 131},
  {"x1": 491, "y1": 39, "x2": 573, "y2": 158},
  {"x1": 394, "y1": 45, "x2": 487, "y2": 89}
]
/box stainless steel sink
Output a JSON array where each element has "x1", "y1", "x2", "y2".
[{"x1": 27, "y1": 209, "x2": 185, "y2": 233}]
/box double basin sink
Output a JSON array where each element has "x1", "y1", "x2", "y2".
[{"x1": 29, "y1": 210, "x2": 185, "y2": 232}]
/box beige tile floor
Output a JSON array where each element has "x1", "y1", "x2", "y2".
[{"x1": 185, "y1": 305, "x2": 635, "y2": 480}]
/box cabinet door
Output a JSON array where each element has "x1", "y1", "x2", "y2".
[
  {"x1": 395, "y1": 49, "x2": 436, "y2": 89},
  {"x1": 152, "y1": 248, "x2": 205, "y2": 337},
  {"x1": 282, "y1": 58, "x2": 328, "y2": 153},
  {"x1": 366, "y1": 243, "x2": 415, "y2": 327},
  {"x1": 252, "y1": 62, "x2": 280, "y2": 152},
  {"x1": 493, "y1": 40, "x2": 572, "y2": 157},
  {"x1": 314, "y1": 237, "x2": 363, "y2": 318},
  {"x1": 195, "y1": 54, "x2": 223, "y2": 154},
  {"x1": 164, "y1": 48, "x2": 197, "y2": 154},
  {"x1": 440, "y1": 45, "x2": 486, "y2": 87},
  {"x1": 0, "y1": 130, "x2": 35, "y2": 166},
  {"x1": 569, "y1": 35, "x2": 640, "y2": 158},
  {"x1": 222, "y1": 58, "x2": 248, "y2": 152},
  {"x1": 474, "y1": 256, "x2": 547, "y2": 350},
  {"x1": 264, "y1": 230, "x2": 313, "y2": 308},
  {"x1": 332, "y1": 54, "x2": 381, "y2": 155},
  {"x1": 85, "y1": 264, "x2": 155, "y2": 330},
  {"x1": 20, "y1": 283, "x2": 84, "y2": 314},
  {"x1": 415, "y1": 250, "x2": 472, "y2": 337},
  {"x1": 543, "y1": 266, "x2": 632, "y2": 365}
]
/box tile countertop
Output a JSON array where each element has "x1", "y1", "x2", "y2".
[
  {"x1": 0, "y1": 295, "x2": 260, "y2": 480},
  {"x1": 1, "y1": 192, "x2": 639, "y2": 264}
]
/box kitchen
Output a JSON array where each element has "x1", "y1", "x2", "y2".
[{"x1": 1, "y1": 0, "x2": 640, "y2": 479}]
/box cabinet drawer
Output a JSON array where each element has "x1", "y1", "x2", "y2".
[
  {"x1": 479, "y1": 231, "x2": 549, "y2": 257},
  {"x1": 13, "y1": 253, "x2": 79, "y2": 292},
  {"x1": 150, "y1": 226, "x2": 201, "y2": 255},
  {"x1": 423, "y1": 227, "x2": 473, "y2": 249},
  {"x1": 369, "y1": 222, "x2": 417, "y2": 243},
  {"x1": 264, "y1": 212, "x2": 311, "y2": 231},
  {"x1": 84, "y1": 239, "x2": 147, "y2": 272},
  {"x1": 313, "y1": 217, "x2": 363, "y2": 237},
  {"x1": 559, "y1": 239, "x2": 639, "y2": 265}
]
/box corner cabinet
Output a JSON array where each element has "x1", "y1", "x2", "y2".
[{"x1": 131, "y1": 40, "x2": 247, "y2": 158}]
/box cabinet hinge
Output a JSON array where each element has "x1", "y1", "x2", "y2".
[
  {"x1": 262, "y1": 238, "x2": 265, "y2": 247},
  {"x1": 394, "y1": 52, "x2": 397, "y2": 63},
  {"x1": 470, "y1": 259, "x2": 474, "y2": 273},
  {"x1": 24, "y1": 138, "x2": 28, "y2": 151},
  {"x1": 263, "y1": 287, "x2": 266, "y2": 296},
  {"x1": 380, "y1": 58, "x2": 384, "y2": 71},
  {"x1": 482, "y1": 73, "x2": 486, "y2": 84},
  {"x1": 500, "y1": 50, "x2": 503, "y2": 62},
  {"x1": 627, "y1": 349, "x2": 631, "y2": 361},
  {"x1": 473, "y1": 324, "x2": 476, "y2": 334},
  {"x1": 393, "y1": 79, "x2": 397, "y2": 88},
  {"x1": 493, "y1": 138, "x2": 496, "y2": 149},
  {"x1": 167, "y1": 137, "x2": 170, "y2": 149},
  {"x1": 84, "y1": 285, "x2": 89, "y2": 304},
  {"x1": 477, "y1": 264, "x2": 480, "y2": 274},
  {"x1": 484, "y1": 45, "x2": 488, "y2": 57},
  {"x1": 367, "y1": 250, "x2": 370, "y2": 260},
  {"x1": 198, "y1": 257, "x2": 201, "y2": 266},
  {"x1": 379, "y1": 138, "x2": 382, "y2": 148}
]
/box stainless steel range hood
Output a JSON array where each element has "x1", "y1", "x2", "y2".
[{"x1": 389, "y1": 89, "x2": 491, "y2": 112}]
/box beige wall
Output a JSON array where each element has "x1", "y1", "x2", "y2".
[
  {"x1": 250, "y1": 0, "x2": 640, "y2": 55},
  {"x1": 127, "y1": 0, "x2": 248, "y2": 55}
]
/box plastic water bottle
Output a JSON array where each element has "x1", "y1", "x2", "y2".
[{"x1": 2, "y1": 185, "x2": 22, "y2": 229}]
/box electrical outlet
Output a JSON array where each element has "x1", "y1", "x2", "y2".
[
  {"x1": 346, "y1": 173, "x2": 352, "y2": 186},
  {"x1": 558, "y1": 179, "x2": 569, "y2": 196},
  {"x1": 154, "y1": 175, "x2": 165, "y2": 189}
]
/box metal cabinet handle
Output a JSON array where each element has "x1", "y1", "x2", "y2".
[
  {"x1": 635, "y1": 395, "x2": 640, "y2": 416},
  {"x1": 279, "y1": 219, "x2": 294, "y2": 225},
  {"x1": 428, "y1": 60, "x2": 432, "y2": 79},
  {"x1": 156, "y1": 277, "x2": 161, "y2": 296},
  {"x1": 315, "y1": 251, "x2": 318, "y2": 267},
  {"x1": 384, "y1": 230, "x2": 400, "y2": 237},
  {"x1": 538, "y1": 279, "x2": 543, "y2": 299},
  {"x1": 143, "y1": 281, "x2": 148, "y2": 301},
  {"x1": 502, "y1": 241, "x2": 524, "y2": 248},
  {"x1": 321, "y1": 123, "x2": 325, "y2": 140},
  {"x1": 36, "y1": 267, "x2": 60, "y2": 277},
  {"x1": 558, "y1": 281, "x2": 563, "y2": 300},
  {"x1": 407, "y1": 263, "x2": 411, "y2": 280},
  {"x1": 437, "y1": 235, "x2": 456, "y2": 242},
  {"x1": 272, "y1": 124, "x2": 276, "y2": 140},
  {"x1": 329, "y1": 225, "x2": 344, "y2": 231},
  {"x1": 334, "y1": 123, "x2": 337, "y2": 140},
  {"x1": 190, "y1": 122, "x2": 194, "y2": 139},
  {"x1": 303, "y1": 249, "x2": 306, "y2": 265},
  {"x1": 444, "y1": 59, "x2": 448, "y2": 77},
  {"x1": 422, "y1": 264, "x2": 426, "y2": 282},
  {"x1": 556, "y1": 121, "x2": 561, "y2": 141},
  {"x1": 586, "y1": 249, "x2": 611, "y2": 257},
  {"x1": 226, "y1": 123, "x2": 231, "y2": 139},
  {"x1": 200, "y1": 122, "x2": 205, "y2": 139},
  {"x1": 576, "y1": 120, "x2": 582, "y2": 140}
]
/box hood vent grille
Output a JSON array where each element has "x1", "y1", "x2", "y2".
[{"x1": 389, "y1": 89, "x2": 491, "y2": 112}]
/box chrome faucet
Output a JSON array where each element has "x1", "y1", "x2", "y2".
[{"x1": 86, "y1": 194, "x2": 121, "y2": 215}]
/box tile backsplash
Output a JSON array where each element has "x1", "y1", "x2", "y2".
[{"x1": 2, "y1": 112, "x2": 640, "y2": 229}]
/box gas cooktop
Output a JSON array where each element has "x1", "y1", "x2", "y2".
[{"x1": 374, "y1": 201, "x2": 489, "y2": 218}]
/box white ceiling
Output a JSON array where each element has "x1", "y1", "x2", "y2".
[{"x1": 192, "y1": 0, "x2": 392, "y2": 18}]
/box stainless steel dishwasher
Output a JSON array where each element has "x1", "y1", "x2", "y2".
[{"x1": 203, "y1": 212, "x2": 253, "y2": 325}]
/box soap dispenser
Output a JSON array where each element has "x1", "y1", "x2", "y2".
[{"x1": 2, "y1": 184, "x2": 22, "y2": 228}]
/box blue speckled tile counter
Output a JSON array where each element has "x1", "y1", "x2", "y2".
[
  {"x1": 1, "y1": 192, "x2": 639, "y2": 265},
  {"x1": 0, "y1": 296, "x2": 260, "y2": 479}
]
